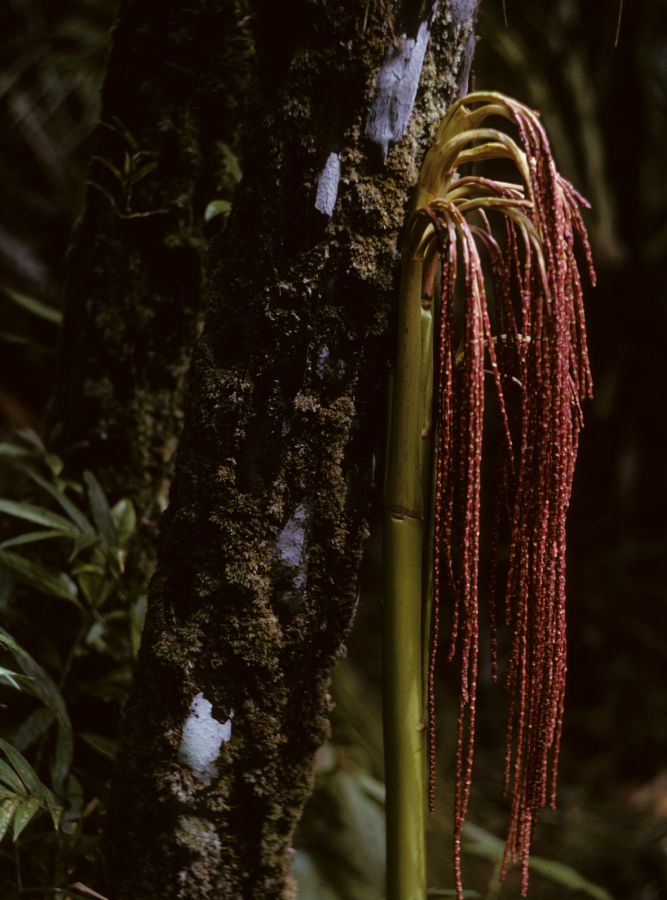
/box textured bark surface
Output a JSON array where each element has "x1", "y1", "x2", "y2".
[
  {"x1": 111, "y1": 1, "x2": 479, "y2": 897},
  {"x1": 53, "y1": 0, "x2": 251, "y2": 532}
]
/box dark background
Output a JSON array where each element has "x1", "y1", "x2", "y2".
[
  {"x1": 0, "y1": 1, "x2": 665, "y2": 898},
  {"x1": 466, "y1": 3, "x2": 666, "y2": 896}
]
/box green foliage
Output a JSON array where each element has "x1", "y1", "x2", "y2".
[
  {"x1": 0, "y1": 0, "x2": 114, "y2": 404},
  {"x1": 462, "y1": 823, "x2": 615, "y2": 900},
  {"x1": 295, "y1": 746, "x2": 386, "y2": 900},
  {"x1": 427, "y1": 892, "x2": 481, "y2": 898},
  {"x1": 0, "y1": 286, "x2": 63, "y2": 358},
  {"x1": 0, "y1": 736, "x2": 63, "y2": 840},
  {"x1": 204, "y1": 199, "x2": 233, "y2": 223},
  {"x1": 0, "y1": 430, "x2": 140, "y2": 897},
  {"x1": 4, "y1": 287, "x2": 63, "y2": 326},
  {"x1": 204, "y1": 142, "x2": 243, "y2": 224},
  {"x1": 292, "y1": 736, "x2": 614, "y2": 899},
  {"x1": 87, "y1": 117, "x2": 169, "y2": 220}
]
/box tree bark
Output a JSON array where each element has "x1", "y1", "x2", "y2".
[
  {"x1": 53, "y1": 0, "x2": 252, "y2": 535},
  {"x1": 111, "y1": 1, "x2": 479, "y2": 897}
]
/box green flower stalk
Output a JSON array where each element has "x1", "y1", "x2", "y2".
[{"x1": 383, "y1": 92, "x2": 594, "y2": 900}]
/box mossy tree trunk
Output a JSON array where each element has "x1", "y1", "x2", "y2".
[
  {"x1": 111, "y1": 1, "x2": 479, "y2": 897},
  {"x1": 53, "y1": 0, "x2": 251, "y2": 541}
]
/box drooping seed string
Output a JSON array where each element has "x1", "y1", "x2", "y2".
[{"x1": 421, "y1": 94, "x2": 593, "y2": 900}]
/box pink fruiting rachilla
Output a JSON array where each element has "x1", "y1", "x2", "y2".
[{"x1": 417, "y1": 93, "x2": 594, "y2": 897}]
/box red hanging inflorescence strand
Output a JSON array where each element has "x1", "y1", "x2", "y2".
[{"x1": 426, "y1": 99, "x2": 594, "y2": 898}]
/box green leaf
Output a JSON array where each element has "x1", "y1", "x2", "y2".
[
  {"x1": 0, "y1": 529, "x2": 75, "y2": 550},
  {"x1": 83, "y1": 471, "x2": 116, "y2": 548},
  {"x1": 13, "y1": 708, "x2": 56, "y2": 752},
  {"x1": 0, "y1": 499, "x2": 79, "y2": 534},
  {"x1": 48, "y1": 801, "x2": 64, "y2": 831},
  {"x1": 462, "y1": 822, "x2": 504, "y2": 854},
  {"x1": 219, "y1": 141, "x2": 242, "y2": 183},
  {"x1": 0, "y1": 443, "x2": 32, "y2": 460},
  {"x1": 204, "y1": 199, "x2": 231, "y2": 222},
  {"x1": 0, "y1": 738, "x2": 55, "y2": 805},
  {"x1": 297, "y1": 763, "x2": 385, "y2": 899},
  {"x1": 0, "y1": 331, "x2": 35, "y2": 347},
  {"x1": 72, "y1": 562, "x2": 107, "y2": 606},
  {"x1": 0, "y1": 666, "x2": 30, "y2": 690},
  {"x1": 69, "y1": 534, "x2": 101, "y2": 563},
  {"x1": 131, "y1": 159, "x2": 158, "y2": 184},
  {"x1": 52, "y1": 723, "x2": 74, "y2": 797},
  {"x1": 528, "y1": 856, "x2": 614, "y2": 900},
  {"x1": 84, "y1": 621, "x2": 106, "y2": 646},
  {"x1": 45, "y1": 453, "x2": 64, "y2": 477},
  {"x1": 462, "y1": 823, "x2": 613, "y2": 900},
  {"x1": 132, "y1": 150, "x2": 155, "y2": 165},
  {"x1": 357, "y1": 771, "x2": 386, "y2": 804},
  {"x1": 0, "y1": 632, "x2": 22, "y2": 655},
  {"x1": 0, "y1": 629, "x2": 66, "y2": 716},
  {"x1": 427, "y1": 892, "x2": 481, "y2": 898},
  {"x1": 0, "y1": 550, "x2": 79, "y2": 603},
  {"x1": 110, "y1": 498, "x2": 136, "y2": 547},
  {"x1": 0, "y1": 739, "x2": 62, "y2": 830},
  {"x1": 59, "y1": 774, "x2": 84, "y2": 838},
  {"x1": 0, "y1": 628, "x2": 73, "y2": 792},
  {"x1": 0, "y1": 759, "x2": 24, "y2": 794},
  {"x1": 292, "y1": 850, "x2": 341, "y2": 900},
  {"x1": 72, "y1": 562, "x2": 106, "y2": 578},
  {"x1": 27, "y1": 471, "x2": 94, "y2": 535},
  {"x1": 15, "y1": 429, "x2": 44, "y2": 450},
  {"x1": 67, "y1": 882, "x2": 111, "y2": 900},
  {"x1": 4, "y1": 287, "x2": 62, "y2": 325},
  {"x1": 77, "y1": 668, "x2": 132, "y2": 701},
  {"x1": 80, "y1": 733, "x2": 116, "y2": 760},
  {"x1": 91, "y1": 154, "x2": 124, "y2": 183},
  {"x1": 12, "y1": 797, "x2": 40, "y2": 840},
  {"x1": 0, "y1": 798, "x2": 20, "y2": 842}
]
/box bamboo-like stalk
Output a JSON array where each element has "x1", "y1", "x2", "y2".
[
  {"x1": 383, "y1": 219, "x2": 435, "y2": 900},
  {"x1": 383, "y1": 93, "x2": 528, "y2": 900},
  {"x1": 383, "y1": 92, "x2": 528, "y2": 900}
]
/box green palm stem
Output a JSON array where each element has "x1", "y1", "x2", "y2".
[
  {"x1": 383, "y1": 210, "x2": 437, "y2": 900},
  {"x1": 382, "y1": 93, "x2": 519, "y2": 898}
]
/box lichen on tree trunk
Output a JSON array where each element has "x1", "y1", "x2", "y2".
[{"x1": 110, "y1": 1, "x2": 479, "y2": 897}]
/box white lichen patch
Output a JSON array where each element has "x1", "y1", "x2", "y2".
[
  {"x1": 450, "y1": 0, "x2": 478, "y2": 24},
  {"x1": 365, "y1": 6, "x2": 437, "y2": 156},
  {"x1": 316, "y1": 345, "x2": 347, "y2": 381},
  {"x1": 276, "y1": 504, "x2": 307, "y2": 568},
  {"x1": 176, "y1": 815, "x2": 221, "y2": 853},
  {"x1": 291, "y1": 569, "x2": 307, "y2": 590},
  {"x1": 176, "y1": 816, "x2": 222, "y2": 899},
  {"x1": 316, "y1": 345, "x2": 330, "y2": 378},
  {"x1": 314, "y1": 152, "x2": 341, "y2": 217},
  {"x1": 179, "y1": 692, "x2": 233, "y2": 781},
  {"x1": 275, "y1": 503, "x2": 309, "y2": 589}
]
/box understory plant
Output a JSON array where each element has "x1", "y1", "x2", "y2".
[
  {"x1": 383, "y1": 91, "x2": 594, "y2": 900},
  {"x1": 0, "y1": 431, "x2": 141, "y2": 898}
]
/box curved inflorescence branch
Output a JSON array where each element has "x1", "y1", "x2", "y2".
[{"x1": 406, "y1": 92, "x2": 594, "y2": 898}]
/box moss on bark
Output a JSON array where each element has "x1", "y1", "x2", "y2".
[
  {"x1": 54, "y1": 0, "x2": 252, "y2": 542},
  {"x1": 111, "y1": 1, "x2": 479, "y2": 897}
]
